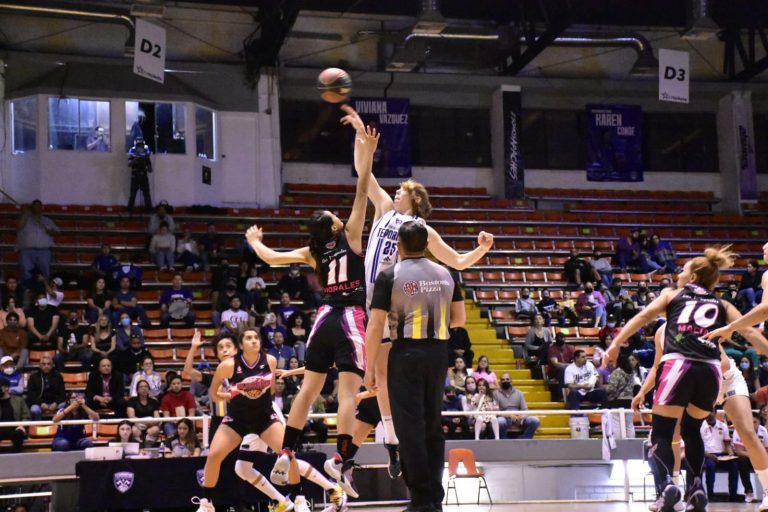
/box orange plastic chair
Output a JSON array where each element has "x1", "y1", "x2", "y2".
[{"x1": 445, "y1": 448, "x2": 492, "y2": 505}]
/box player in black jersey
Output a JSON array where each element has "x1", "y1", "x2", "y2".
[
  {"x1": 245, "y1": 119, "x2": 379, "y2": 499},
  {"x1": 605, "y1": 247, "x2": 766, "y2": 512}
]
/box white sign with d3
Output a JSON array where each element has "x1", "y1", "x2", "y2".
[
  {"x1": 133, "y1": 18, "x2": 166, "y2": 84},
  {"x1": 658, "y1": 49, "x2": 689, "y2": 104}
]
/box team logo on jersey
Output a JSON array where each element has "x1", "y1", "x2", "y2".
[
  {"x1": 113, "y1": 471, "x2": 135, "y2": 493},
  {"x1": 403, "y1": 280, "x2": 420, "y2": 296},
  {"x1": 196, "y1": 469, "x2": 205, "y2": 487},
  {"x1": 326, "y1": 240, "x2": 337, "y2": 249},
  {"x1": 237, "y1": 375, "x2": 271, "y2": 399}
]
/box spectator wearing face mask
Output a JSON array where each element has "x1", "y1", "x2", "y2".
[
  {"x1": 112, "y1": 277, "x2": 150, "y2": 328},
  {"x1": 547, "y1": 332, "x2": 574, "y2": 384},
  {"x1": 759, "y1": 356, "x2": 768, "y2": 388},
  {"x1": 0, "y1": 356, "x2": 25, "y2": 396},
  {"x1": 442, "y1": 387, "x2": 467, "y2": 439},
  {"x1": 113, "y1": 333, "x2": 151, "y2": 378},
  {"x1": 0, "y1": 312, "x2": 28, "y2": 369},
  {"x1": 576, "y1": 283, "x2": 607, "y2": 328},
  {"x1": 494, "y1": 373, "x2": 540, "y2": 439},
  {"x1": 54, "y1": 311, "x2": 92, "y2": 371},
  {"x1": 722, "y1": 331, "x2": 760, "y2": 371},
  {"x1": 26, "y1": 293, "x2": 61, "y2": 350},
  {"x1": 0, "y1": 376, "x2": 30, "y2": 452}
]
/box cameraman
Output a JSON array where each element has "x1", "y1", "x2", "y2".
[
  {"x1": 127, "y1": 137, "x2": 153, "y2": 213},
  {"x1": 86, "y1": 126, "x2": 110, "y2": 152}
]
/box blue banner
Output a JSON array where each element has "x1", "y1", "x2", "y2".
[
  {"x1": 586, "y1": 104, "x2": 644, "y2": 182},
  {"x1": 351, "y1": 98, "x2": 411, "y2": 178}
]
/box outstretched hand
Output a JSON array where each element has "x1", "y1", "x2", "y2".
[
  {"x1": 603, "y1": 344, "x2": 620, "y2": 368},
  {"x1": 704, "y1": 326, "x2": 734, "y2": 343},
  {"x1": 245, "y1": 225, "x2": 263, "y2": 246},
  {"x1": 191, "y1": 328, "x2": 202, "y2": 347},
  {"x1": 340, "y1": 104, "x2": 365, "y2": 132}
]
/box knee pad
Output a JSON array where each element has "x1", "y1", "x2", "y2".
[
  {"x1": 651, "y1": 415, "x2": 678, "y2": 444},
  {"x1": 680, "y1": 411, "x2": 704, "y2": 439}
]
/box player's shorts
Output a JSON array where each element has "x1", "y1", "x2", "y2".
[
  {"x1": 717, "y1": 358, "x2": 750, "y2": 405},
  {"x1": 356, "y1": 395, "x2": 382, "y2": 426},
  {"x1": 653, "y1": 355, "x2": 722, "y2": 411},
  {"x1": 305, "y1": 304, "x2": 366, "y2": 377},
  {"x1": 237, "y1": 403, "x2": 285, "y2": 461},
  {"x1": 221, "y1": 407, "x2": 281, "y2": 439}
]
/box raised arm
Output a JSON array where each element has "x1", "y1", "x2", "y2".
[
  {"x1": 182, "y1": 329, "x2": 203, "y2": 382},
  {"x1": 706, "y1": 270, "x2": 768, "y2": 342},
  {"x1": 344, "y1": 123, "x2": 380, "y2": 254},
  {"x1": 341, "y1": 105, "x2": 393, "y2": 220},
  {"x1": 245, "y1": 225, "x2": 314, "y2": 267},
  {"x1": 426, "y1": 225, "x2": 494, "y2": 271},
  {"x1": 722, "y1": 302, "x2": 768, "y2": 356}
]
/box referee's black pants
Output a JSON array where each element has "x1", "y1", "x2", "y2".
[{"x1": 388, "y1": 339, "x2": 446, "y2": 508}]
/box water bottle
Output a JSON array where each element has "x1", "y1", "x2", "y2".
[
  {"x1": 158, "y1": 442, "x2": 167, "y2": 458},
  {"x1": 68, "y1": 333, "x2": 77, "y2": 352}
]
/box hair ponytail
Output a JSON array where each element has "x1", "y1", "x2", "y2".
[{"x1": 690, "y1": 245, "x2": 736, "y2": 289}]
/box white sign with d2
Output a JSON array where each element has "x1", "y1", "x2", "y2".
[
  {"x1": 658, "y1": 49, "x2": 689, "y2": 104},
  {"x1": 133, "y1": 19, "x2": 166, "y2": 84}
]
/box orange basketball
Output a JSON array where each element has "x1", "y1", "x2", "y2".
[{"x1": 317, "y1": 67, "x2": 352, "y2": 103}]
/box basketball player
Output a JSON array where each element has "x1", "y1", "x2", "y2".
[
  {"x1": 605, "y1": 247, "x2": 757, "y2": 512},
  {"x1": 635, "y1": 322, "x2": 768, "y2": 512},
  {"x1": 340, "y1": 105, "x2": 494, "y2": 474},
  {"x1": 245, "y1": 121, "x2": 379, "y2": 498}
]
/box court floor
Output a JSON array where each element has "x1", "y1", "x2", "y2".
[{"x1": 355, "y1": 504, "x2": 761, "y2": 511}]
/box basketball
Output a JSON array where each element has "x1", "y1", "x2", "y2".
[{"x1": 316, "y1": 67, "x2": 352, "y2": 103}]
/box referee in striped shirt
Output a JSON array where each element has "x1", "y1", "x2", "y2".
[{"x1": 365, "y1": 220, "x2": 466, "y2": 512}]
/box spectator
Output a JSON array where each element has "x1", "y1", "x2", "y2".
[
  {"x1": 129, "y1": 355, "x2": 163, "y2": 398},
  {"x1": 536, "y1": 289, "x2": 560, "y2": 326},
  {"x1": 190, "y1": 362, "x2": 212, "y2": 411},
  {"x1": 159, "y1": 273, "x2": 195, "y2": 327},
  {"x1": 220, "y1": 295, "x2": 252, "y2": 336},
  {"x1": 44, "y1": 276, "x2": 64, "y2": 308},
  {"x1": 268, "y1": 331, "x2": 295, "y2": 370},
  {"x1": 26, "y1": 355, "x2": 65, "y2": 420},
  {"x1": 760, "y1": 356, "x2": 768, "y2": 389},
  {"x1": 159, "y1": 374, "x2": 196, "y2": 437},
  {"x1": 732, "y1": 413, "x2": 768, "y2": 503},
  {"x1": 616, "y1": 228, "x2": 653, "y2": 273},
  {"x1": 1, "y1": 276, "x2": 25, "y2": 312},
  {"x1": 515, "y1": 288, "x2": 537, "y2": 321},
  {"x1": 723, "y1": 332, "x2": 759, "y2": 372},
  {"x1": 473, "y1": 355, "x2": 499, "y2": 390},
  {"x1": 494, "y1": 373, "x2": 540, "y2": 439},
  {"x1": 86, "y1": 125, "x2": 110, "y2": 151},
  {"x1": 260, "y1": 312, "x2": 287, "y2": 351},
  {"x1": 114, "y1": 331, "x2": 152, "y2": 380},
  {"x1": 85, "y1": 277, "x2": 112, "y2": 325},
  {"x1": 655, "y1": 277, "x2": 673, "y2": 294},
  {"x1": 0, "y1": 376, "x2": 28, "y2": 452},
  {"x1": 442, "y1": 387, "x2": 467, "y2": 439},
  {"x1": 90, "y1": 315, "x2": 116, "y2": 366},
  {"x1": 149, "y1": 222, "x2": 176, "y2": 271},
  {"x1": 26, "y1": 293, "x2": 60, "y2": 350},
  {"x1": 85, "y1": 357, "x2": 126, "y2": 417},
  {"x1": 273, "y1": 292, "x2": 300, "y2": 326},
  {"x1": 564, "y1": 248, "x2": 598, "y2": 289},
  {"x1": 603, "y1": 278, "x2": 633, "y2": 322},
  {"x1": 737, "y1": 354, "x2": 760, "y2": 394},
  {"x1": 91, "y1": 244, "x2": 118, "y2": 277},
  {"x1": 234, "y1": 261, "x2": 251, "y2": 294},
  {"x1": 557, "y1": 290, "x2": 579, "y2": 326},
  {"x1": 273, "y1": 377, "x2": 288, "y2": 413},
  {"x1": 281, "y1": 356, "x2": 303, "y2": 404},
  {"x1": 597, "y1": 353, "x2": 616, "y2": 386},
  {"x1": 303, "y1": 395, "x2": 329, "y2": 443},
  {"x1": 112, "y1": 277, "x2": 150, "y2": 328},
  {"x1": 210, "y1": 258, "x2": 236, "y2": 309},
  {"x1": 277, "y1": 263, "x2": 311, "y2": 303},
  {"x1": 605, "y1": 355, "x2": 636, "y2": 405},
  {"x1": 244, "y1": 266, "x2": 268, "y2": 314},
  {"x1": 564, "y1": 349, "x2": 607, "y2": 410},
  {"x1": 576, "y1": 283, "x2": 607, "y2": 327},
  {"x1": 52, "y1": 392, "x2": 98, "y2": 452},
  {"x1": 464, "y1": 378, "x2": 500, "y2": 440},
  {"x1": 591, "y1": 331, "x2": 613, "y2": 368},
  {"x1": 110, "y1": 255, "x2": 144, "y2": 290},
  {"x1": 524, "y1": 314, "x2": 553, "y2": 365},
  {"x1": 212, "y1": 279, "x2": 243, "y2": 328},
  {"x1": 147, "y1": 204, "x2": 175, "y2": 236},
  {"x1": 0, "y1": 356, "x2": 24, "y2": 396},
  {"x1": 447, "y1": 326, "x2": 473, "y2": 368},
  {"x1": 632, "y1": 281, "x2": 653, "y2": 311},
  {"x1": 592, "y1": 251, "x2": 614, "y2": 288},
  {"x1": 722, "y1": 282, "x2": 740, "y2": 308},
  {"x1": 198, "y1": 223, "x2": 222, "y2": 271},
  {"x1": 0, "y1": 296, "x2": 27, "y2": 329},
  {"x1": 701, "y1": 411, "x2": 739, "y2": 502},
  {"x1": 285, "y1": 312, "x2": 307, "y2": 363},
  {"x1": 164, "y1": 418, "x2": 201, "y2": 458},
  {"x1": 126, "y1": 379, "x2": 161, "y2": 447},
  {"x1": 446, "y1": 357, "x2": 470, "y2": 394},
  {"x1": 16, "y1": 200, "x2": 60, "y2": 282},
  {"x1": 54, "y1": 311, "x2": 91, "y2": 371},
  {"x1": 649, "y1": 234, "x2": 678, "y2": 274},
  {"x1": 176, "y1": 228, "x2": 201, "y2": 271},
  {"x1": 547, "y1": 332, "x2": 575, "y2": 383},
  {"x1": 0, "y1": 312, "x2": 28, "y2": 368},
  {"x1": 114, "y1": 311, "x2": 145, "y2": 351},
  {"x1": 737, "y1": 260, "x2": 763, "y2": 313}
]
